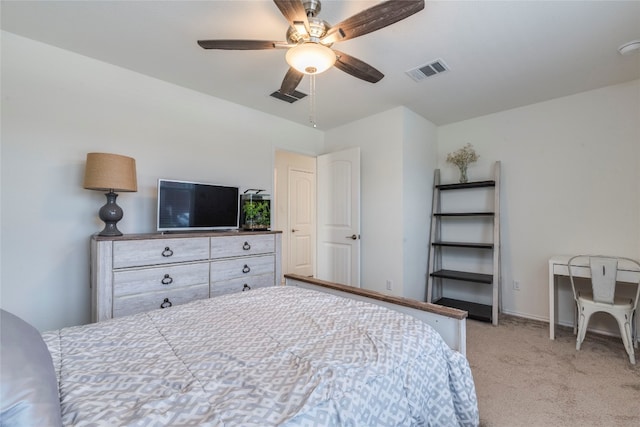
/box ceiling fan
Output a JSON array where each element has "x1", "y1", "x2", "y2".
[{"x1": 197, "y1": 0, "x2": 425, "y2": 96}]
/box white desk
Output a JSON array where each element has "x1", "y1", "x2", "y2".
[{"x1": 548, "y1": 255, "x2": 640, "y2": 343}]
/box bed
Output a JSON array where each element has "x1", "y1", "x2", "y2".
[{"x1": 1, "y1": 280, "x2": 479, "y2": 426}]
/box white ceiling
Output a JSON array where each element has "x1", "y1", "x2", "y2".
[{"x1": 2, "y1": 1, "x2": 639, "y2": 130}]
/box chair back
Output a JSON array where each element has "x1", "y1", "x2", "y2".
[
  {"x1": 589, "y1": 257, "x2": 618, "y2": 304},
  {"x1": 568, "y1": 255, "x2": 589, "y2": 303},
  {"x1": 568, "y1": 255, "x2": 640, "y2": 309}
]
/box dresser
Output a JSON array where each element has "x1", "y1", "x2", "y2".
[{"x1": 90, "y1": 231, "x2": 282, "y2": 322}]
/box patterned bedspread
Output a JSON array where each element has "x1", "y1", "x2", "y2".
[{"x1": 43, "y1": 286, "x2": 478, "y2": 426}]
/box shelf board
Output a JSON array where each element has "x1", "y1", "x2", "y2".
[
  {"x1": 437, "y1": 180, "x2": 495, "y2": 191},
  {"x1": 432, "y1": 241, "x2": 494, "y2": 249},
  {"x1": 430, "y1": 269, "x2": 493, "y2": 284},
  {"x1": 433, "y1": 298, "x2": 492, "y2": 322},
  {"x1": 434, "y1": 212, "x2": 495, "y2": 217}
]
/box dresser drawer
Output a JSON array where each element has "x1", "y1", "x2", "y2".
[
  {"x1": 113, "y1": 237, "x2": 209, "y2": 268},
  {"x1": 113, "y1": 262, "x2": 209, "y2": 297},
  {"x1": 210, "y1": 254, "x2": 275, "y2": 282},
  {"x1": 210, "y1": 273, "x2": 275, "y2": 297},
  {"x1": 113, "y1": 284, "x2": 209, "y2": 318},
  {"x1": 210, "y1": 234, "x2": 275, "y2": 259}
]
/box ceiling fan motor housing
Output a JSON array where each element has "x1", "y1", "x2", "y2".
[{"x1": 286, "y1": 17, "x2": 330, "y2": 44}]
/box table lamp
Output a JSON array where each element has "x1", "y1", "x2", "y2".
[{"x1": 83, "y1": 152, "x2": 137, "y2": 236}]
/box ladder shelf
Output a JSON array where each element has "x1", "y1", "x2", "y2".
[{"x1": 427, "y1": 161, "x2": 501, "y2": 325}]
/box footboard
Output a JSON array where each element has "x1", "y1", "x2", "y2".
[{"x1": 284, "y1": 274, "x2": 468, "y2": 355}]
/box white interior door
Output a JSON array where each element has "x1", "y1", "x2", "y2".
[
  {"x1": 288, "y1": 168, "x2": 315, "y2": 277},
  {"x1": 316, "y1": 147, "x2": 361, "y2": 286}
]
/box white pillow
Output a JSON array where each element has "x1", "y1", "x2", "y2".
[{"x1": 0, "y1": 309, "x2": 62, "y2": 426}]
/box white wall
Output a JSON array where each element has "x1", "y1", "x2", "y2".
[
  {"x1": 0, "y1": 32, "x2": 323, "y2": 331},
  {"x1": 324, "y1": 106, "x2": 438, "y2": 298},
  {"x1": 438, "y1": 79, "x2": 640, "y2": 329},
  {"x1": 402, "y1": 109, "x2": 438, "y2": 301}
]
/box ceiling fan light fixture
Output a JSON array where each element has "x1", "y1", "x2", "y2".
[{"x1": 286, "y1": 43, "x2": 336, "y2": 74}]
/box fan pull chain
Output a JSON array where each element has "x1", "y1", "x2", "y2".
[{"x1": 309, "y1": 74, "x2": 317, "y2": 128}]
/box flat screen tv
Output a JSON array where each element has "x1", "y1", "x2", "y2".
[{"x1": 157, "y1": 179, "x2": 239, "y2": 231}]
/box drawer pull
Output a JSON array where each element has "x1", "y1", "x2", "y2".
[
  {"x1": 243, "y1": 283, "x2": 251, "y2": 291},
  {"x1": 242, "y1": 264, "x2": 251, "y2": 274},
  {"x1": 161, "y1": 274, "x2": 173, "y2": 285},
  {"x1": 161, "y1": 247, "x2": 174, "y2": 257},
  {"x1": 160, "y1": 298, "x2": 172, "y2": 309},
  {"x1": 242, "y1": 241, "x2": 251, "y2": 250}
]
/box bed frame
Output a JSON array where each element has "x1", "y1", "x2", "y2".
[{"x1": 284, "y1": 274, "x2": 468, "y2": 355}]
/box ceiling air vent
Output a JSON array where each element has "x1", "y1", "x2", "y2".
[
  {"x1": 406, "y1": 58, "x2": 450, "y2": 82},
  {"x1": 270, "y1": 89, "x2": 307, "y2": 103}
]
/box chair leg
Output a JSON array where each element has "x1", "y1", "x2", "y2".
[
  {"x1": 617, "y1": 315, "x2": 636, "y2": 365},
  {"x1": 576, "y1": 308, "x2": 591, "y2": 351}
]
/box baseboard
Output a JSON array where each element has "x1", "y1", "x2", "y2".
[
  {"x1": 500, "y1": 309, "x2": 548, "y2": 323},
  {"x1": 499, "y1": 309, "x2": 625, "y2": 340}
]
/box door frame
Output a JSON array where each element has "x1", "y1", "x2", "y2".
[{"x1": 274, "y1": 150, "x2": 317, "y2": 280}]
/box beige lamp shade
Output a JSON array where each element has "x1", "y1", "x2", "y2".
[{"x1": 83, "y1": 153, "x2": 137, "y2": 192}]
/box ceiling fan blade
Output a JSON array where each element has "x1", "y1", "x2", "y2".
[
  {"x1": 273, "y1": 0, "x2": 310, "y2": 33},
  {"x1": 280, "y1": 67, "x2": 304, "y2": 95},
  {"x1": 322, "y1": 0, "x2": 425, "y2": 44},
  {"x1": 333, "y1": 50, "x2": 384, "y2": 84},
  {"x1": 197, "y1": 40, "x2": 280, "y2": 50}
]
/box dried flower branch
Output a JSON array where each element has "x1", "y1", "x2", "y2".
[{"x1": 446, "y1": 143, "x2": 479, "y2": 169}]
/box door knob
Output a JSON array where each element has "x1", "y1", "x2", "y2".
[
  {"x1": 291, "y1": 229, "x2": 299, "y2": 233},
  {"x1": 346, "y1": 234, "x2": 358, "y2": 240}
]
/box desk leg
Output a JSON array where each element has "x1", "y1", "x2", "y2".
[
  {"x1": 633, "y1": 310, "x2": 640, "y2": 348},
  {"x1": 548, "y1": 262, "x2": 555, "y2": 340}
]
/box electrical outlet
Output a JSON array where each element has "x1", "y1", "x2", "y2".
[
  {"x1": 513, "y1": 280, "x2": 521, "y2": 291},
  {"x1": 386, "y1": 280, "x2": 392, "y2": 290}
]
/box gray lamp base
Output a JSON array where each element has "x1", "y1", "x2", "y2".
[{"x1": 98, "y1": 191, "x2": 124, "y2": 236}]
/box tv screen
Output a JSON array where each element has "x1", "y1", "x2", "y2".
[{"x1": 157, "y1": 179, "x2": 239, "y2": 231}]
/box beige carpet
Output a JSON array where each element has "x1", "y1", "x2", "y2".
[{"x1": 466, "y1": 315, "x2": 640, "y2": 427}]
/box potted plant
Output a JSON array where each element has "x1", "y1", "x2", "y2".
[{"x1": 446, "y1": 143, "x2": 479, "y2": 183}]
